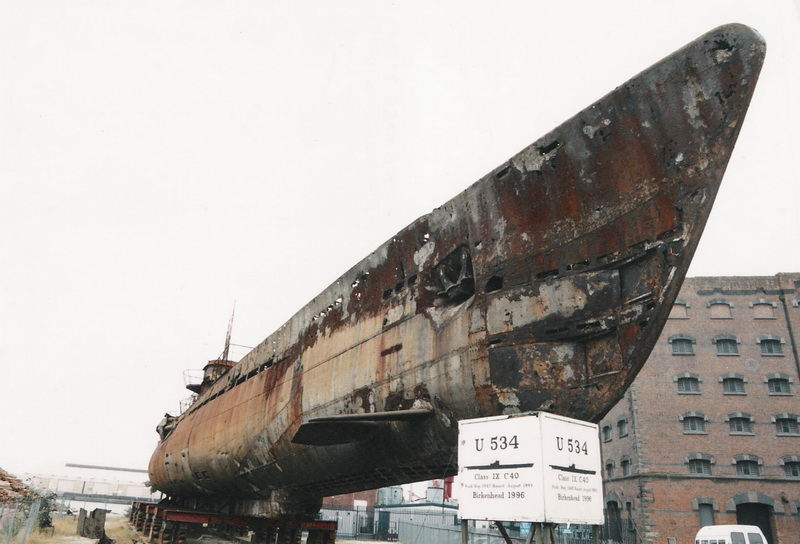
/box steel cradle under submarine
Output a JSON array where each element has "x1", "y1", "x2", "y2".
[{"x1": 149, "y1": 24, "x2": 765, "y2": 519}]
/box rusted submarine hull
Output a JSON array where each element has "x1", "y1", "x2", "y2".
[{"x1": 149, "y1": 24, "x2": 765, "y2": 518}]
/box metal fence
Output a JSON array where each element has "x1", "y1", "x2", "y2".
[
  {"x1": 0, "y1": 497, "x2": 639, "y2": 544},
  {"x1": 318, "y1": 505, "x2": 384, "y2": 538},
  {"x1": 318, "y1": 504, "x2": 638, "y2": 544},
  {"x1": 0, "y1": 499, "x2": 44, "y2": 544},
  {"x1": 397, "y1": 520, "x2": 613, "y2": 544}
]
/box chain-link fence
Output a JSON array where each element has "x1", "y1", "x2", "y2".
[{"x1": 0, "y1": 498, "x2": 46, "y2": 544}]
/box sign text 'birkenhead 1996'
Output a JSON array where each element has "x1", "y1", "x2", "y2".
[{"x1": 458, "y1": 412, "x2": 603, "y2": 524}]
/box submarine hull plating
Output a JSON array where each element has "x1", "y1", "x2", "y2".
[{"x1": 149, "y1": 24, "x2": 765, "y2": 518}]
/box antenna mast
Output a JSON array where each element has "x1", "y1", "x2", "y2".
[{"x1": 221, "y1": 304, "x2": 235, "y2": 361}]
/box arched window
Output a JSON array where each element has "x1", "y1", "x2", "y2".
[
  {"x1": 681, "y1": 412, "x2": 707, "y2": 434},
  {"x1": 713, "y1": 334, "x2": 740, "y2": 355},
  {"x1": 675, "y1": 373, "x2": 701, "y2": 393},
  {"x1": 617, "y1": 418, "x2": 628, "y2": 437},
  {"x1": 749, "y1": 298, "x2": 776, "y2": 319},
  {"x1": 732, "y1": 454, "x2": 761, "y2": 477},
  {"x1": 669, "y1": 300, "x2": 689, "y2": 319},
  {"x1": 669, "y1": 334, "x2": 695, "y2": 355},
  {"x1": 707, "y1": 299, "x2": 733, "y2": 319},
  {"x1": 720, "y1": 373, "x2": 746, "y2": 395},
  {"x1": 765, "y1": 373, "x2": 793, "y2": 395},
  {"x1": 773, "y1": 414, "x2": 800, "y2": 435},
  {"x1": 726, "y1": 412, "x2": 754, "y2": 435},
  {"x1": 758, "y1": 335, "x2": 784, "y2": 356},
  {"x1": 686, "y1": 453, "x2": 713, "y2": 475},
  {"x1": 780, "y1": 456, "x2": 800, "y2": 478},
  {"x1": 620, "y1": 456, "x2": 632, "y2": 476}
]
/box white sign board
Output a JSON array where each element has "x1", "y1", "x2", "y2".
[{"x1": 457, "y1": 412, "x2": 603, "y2": 524}]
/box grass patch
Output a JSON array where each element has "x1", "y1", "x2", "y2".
[
  {"x1": 22, "y1": 515, "x2": 85, "y2": 544},
  {"x1": 18, "y1": 514, "x2": 137, "y2": 544},
  {"x1": 105, "y1": 516, "x2": 138, "y2": 543}
]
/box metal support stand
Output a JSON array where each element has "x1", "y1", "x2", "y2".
[
  {"x1": 129, "y1": 502, "x2": 336, "y2": 544},
  {"x1": 493, "y1": 521, "x2": 513, "y2": 544},
  {"x1": 492, "y1": 520, "x2": 560, "y2": 544},
  {"x1": 523, "y1": 524, "x2": 535, "y2": 544},
  {"x1": 460, "y1": 519, "x2": 469, "y2": 544},
  {"x1": 531, "y1": 523, "x2": 556, "y2": 544}
]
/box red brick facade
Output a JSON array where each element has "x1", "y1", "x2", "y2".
[
  {"x1": 600, "y1": 274, "x2": 800, "y2": 543},
  {"x1": 322, "y1": 489, "x2": 379, "y2": 508}
]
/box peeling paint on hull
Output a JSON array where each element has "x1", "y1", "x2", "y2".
[{"x1": 148, "y1": 24, "x2": 765, "y2": 519}]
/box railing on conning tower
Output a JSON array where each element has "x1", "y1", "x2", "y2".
[
  {"x1": 175, "y1": 359, "x2": 240, "y2": 415},
  {"x1": 177, "y1": 370, "x2": 204, "y2": 414},
  {"x1": 183, "y1": 369, "x2": 204, "y2": 390},
  {"x1": 173, "y1": 371, "x2": 201, "y2": 415},
  {"x1": 179, "y1": 394, "x2": 198, "y2": 414}
]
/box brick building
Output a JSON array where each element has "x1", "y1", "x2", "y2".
[{"x1": 600, "y1": 273, "x2": 800, "y2": 544}]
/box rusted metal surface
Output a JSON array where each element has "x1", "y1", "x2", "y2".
[{"x1": 148, "y1": 24, "x2": 765, "y2": 519}]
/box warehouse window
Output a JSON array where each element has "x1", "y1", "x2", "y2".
[
  {"x1": 617, "y1": 419, "x2": 628, "y2": 437},
  {"x1": 721, "y1": 374, "x2": 746, "y2": 395},
  {"x1": 681, "y1": 412, "x2": 707, "y2": 434},
  {"x1": 727, "y1": 413, "x2": 754, "y2": 435},
  {"x1": 684, "y1": 416, "x2": 706, "y2": 433},
  {"x1": 605, "y1": 461, "x2": 615, "y2": 478},
  {"x1": 689, "y1": 459, "x2": 712, "y2": 475},
  {"x1": 669, "y1": 335, "x2": 695, "y2": 355},
  {"x1": 669, "y1": 300, "x2": 689, "y2": 319},
  {"x1": 708, "y1": 299, "x2": 733, "y2": 319},
  {"x1": 621, "y1": 456, "x2": 631, "y2": 476},
  {"x1": 733, "y1": 454, "x2": 761, "y2": 477},
  {"x1": 781, "y1": 457, "x2": 800, "y2": 478},
  {"x1": 749, "y1": 299, "x2": 776, "y2": 319},
  {"x1": 716, "y1": 338, "x2": 739, "y2": 355},
  {"x1": 767, "y1": 375, "x2": 792, "y2": 395},
  {"x1": 713, "y1": 335, "x2": 740, "y2": 355},
  {"x1": 774, "y1": 414, "x2": 800, "y2": 435},
  {"x1": 686, "y1": 453, "x2": 713, "y2": 475},
  {"x1": 676, "y1": 373, "x2": 701, "y2": 394},
  {"x1": 602, "y1": 424, "x2": 612, "y2": 442},
  {"x1": 758, "y1": 336, "x2": 784, "y2": 356},
  {"x1": 736, "y1": 460, "x2": 760, "y2": 477}
]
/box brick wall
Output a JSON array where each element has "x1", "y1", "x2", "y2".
[{"x1": 600, "y1": 273, "x2": 800, "y2": 543}]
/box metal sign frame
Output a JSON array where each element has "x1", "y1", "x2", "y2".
[{"x1": 457, "y1": 411, "x2": 603, "y2": 524}]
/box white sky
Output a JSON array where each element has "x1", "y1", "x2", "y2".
[{"x1": 1, "y1": 1, "x2": 798, "y2": 479}]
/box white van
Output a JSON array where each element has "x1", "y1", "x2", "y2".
[{"x1": 695, "y1": 524, "x2": 767, "y2": 544}]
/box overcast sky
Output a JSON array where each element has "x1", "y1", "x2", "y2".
[{"x1": 1, "y1": 1, "x2": 798, "y2": 479}]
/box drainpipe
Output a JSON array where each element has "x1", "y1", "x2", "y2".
[{"x1": 778, "y1": 294, "x2": 800, "y2": 381}]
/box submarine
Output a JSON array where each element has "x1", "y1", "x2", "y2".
[{"x1": 148, "y1": 24, "x2": 765, "y2": 520}]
